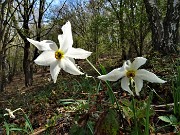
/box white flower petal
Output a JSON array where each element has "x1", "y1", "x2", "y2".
[
  {"x1": 123, "y1": 61, "x2": 131, "y2": 70},
  {"x1": 136, "y1": 69, "x2": 166, "y2": 83},
  {"x1": 134, "y1": 77, "x2": 143, "y2": 96},
  {"x1": 131, "y1": 57, "x2": 147, "y2": 70},
  {"x1": 50, "y1": 61, "x2": 61, "y2": 83},
  {"x1": 59, "y1": 21, "x2": 73, "y2": 53},
  {"x1": 59, "y1": 57, "x2": 83, "y2": 75},
  {"x1": 66, "y1": 47, "x2": 92, "y2": 59},
  {"x1": 121, "y1": 77, "x2": 134, "y2": 95},
  {"x1": 4, "y1": 108, "x2": 15, "y2": 119},
  {"x1": 58, "y1": 35, "x2": 63, "y2": 48},
  {"x1": 34, "y1": 51, "x2": 56, "y2": 66},
  {"x1": 41, "y1": 40, "x2": 58, "y2": 51},
  {"x1": 127, "y1": 60, "x2": 132, "y2": 65},
  {"x1": 98, "y1": 68, "x2": 125, "y2": 81},
  {"x1": 27, "y1": 38, "x2": 58, "y2": 51},
  {"x1": 69, "y1": 57, "x2": 75, "y2": 64}
]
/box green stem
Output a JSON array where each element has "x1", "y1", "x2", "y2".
[
  {"x1": 145, "y1": 92, "x2": 153, "y2": 135},
  {"x1": 86, "y1": 58, "x2": 120, "y2": 109},
  {"x1": 86, "y1": 58, "x2": 101, "y2": 75},
  {"x1": 156, "y1": 124, "x2": 172, "y2": 131},
  {"x1": 105, "y1": 81, "x2": 120, "y2": 109},
  {"x1": 86, "y1": 59, "x2": 128, "y2": 133},
  {"x1": 129, "y1": 79, "x2": 138, "y2": 135},
  {"x1": 132, "y1": 96, "x2": 138, "y2": 135}
]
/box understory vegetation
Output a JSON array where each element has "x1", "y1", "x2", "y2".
[{"x1": 0, "y1": 53, "x2": 179, "y2": 134}]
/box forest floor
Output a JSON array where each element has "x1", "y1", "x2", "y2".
[{"x1": 0, "y1": 53, "x2": 179, "y2": 135}]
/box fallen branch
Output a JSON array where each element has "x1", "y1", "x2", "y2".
[
  {"x1": 30, "y1": 128, "x2": 46, "y2": 135},
  {"x1": 151, "y1": 102, "x2": 180, "y2": 108}
]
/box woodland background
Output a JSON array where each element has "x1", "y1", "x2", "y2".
[{"x1": 0, "y1": 0, "x2": 179, "y2": 134}]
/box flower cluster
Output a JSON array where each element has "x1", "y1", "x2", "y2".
[{"x1": 27, "y1": 21, "x2": 166, "y2": 96}]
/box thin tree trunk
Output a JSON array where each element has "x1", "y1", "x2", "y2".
[
  {"x1": 144, "y1": 0, "x2": 180, "y2": 54},
  {"x1": 0, "y1": 0, "x2": 13, "y2": 91},
  {"x1": 108, "y1": 0, "x2": 127, "y2": 60},
  {"x1": 12, "y1": 0, "x2": 35, "y2": 87},
  {"x1": 23, "y1": 39, "x2": 33, "y2": 86},
  {"x1": 0, "y1": 52, "x2": 6, "y2": 91},
  {"x1": 23, "y1": 5, "x2": 33, "y2": 87},
  {"x1": 33, "y1": 0, "x2": 45, "y2": 60},
  {"x1": 162, "y1": 0, "x2": 180, "y2": 53}
]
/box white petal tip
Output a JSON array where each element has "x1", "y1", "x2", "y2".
[
  {"x1": 78, "y1": 72, "x2": 84, "y2": 75},
  {"x1": 160, "y1": 80, "x2": 167, "y2": 83},
  {"x1": 26, "y1": 38, "x2": 35, "y2": 43},
  {"x1": 26, "y1": 38, "x2": 31, "y2": 42},
  {"x1": 97, "y1": 76, "x2": 106, "y2": 81},
  {"x1": 155, "y1": 78, "x2": 167, "y2": 83},
  {"x1": 34, "y1": 59, "x2": 41, "y2": 65},
  {"x1": 86, "y1": 52, "x2": 92, "y2": 58}
]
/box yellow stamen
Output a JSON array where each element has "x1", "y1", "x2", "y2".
[
  {"x1": 126, "y1": 70, "x2": 136, "y2": 78},
  {"x1": 55, "y1": 50, "x2": 64, "y2": 60}
]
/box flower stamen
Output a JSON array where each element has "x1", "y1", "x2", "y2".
[
  {"x1": 126, "y1": 70, "x2": 136, "y2": 78},
  {"x1": 55, "y1": 50, "x2": 64, "y2": 60}
]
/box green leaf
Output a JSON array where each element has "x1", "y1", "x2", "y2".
[
  {"x1": 61, "y1": 101, "x2": 74, "y2": 105},
  {"x1": 99, "y1": 64, "x2": 107, "y2": 75},
  {"x1": 87, "y1": 121, "x2": 94, "y2": 135},
  {"x1": 158, "y1": 116, "x2": 172, "y2": 124},
  {"x1": 4, "y1": 122, "x2": 10, "y2": 135},
  {"x1": 169, "y1": 115, "x2": 177, "y2": 123},
  {"x1": 23, "y1": 113, "x2": 33, "y2": 132},
  {"x1": 10, "y1": 127, "x2": 28, "y2": 133},
  {"x1": 94, "y1": 109, "x2": 119, "y2": 135},
  {"x1": 145, "y1": 91, "x2": 153, "y2": 135},
  {"x1": 58, "y1": 99, "x2": 75, "y2": 105},
  {"x1": 122, "y1": 106, "x2": 133, "y2": 119},
  {"x1": 121, "y1": 98, "x2": 131, "y2": 107}
]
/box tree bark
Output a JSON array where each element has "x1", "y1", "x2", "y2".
[
  {"x1": 108, "y1": 0, "x2": 127, "y2": 60},
  {"x1": 163, "y1": 0, "x2": 180, "y2": 53},
  {"x1": 144, "y1": 0, "x2": 180, "y2": 54},
  {"x1": 23, "y1": 38, "x2": 33, "y2": 86},
  {"x1": 0, "y1": 52, "x2": 6, "y2": 91},
  {"x1": 33, "y1": 0, "x2": 45, "y2": 60},
  {"x1": 12, "y1": 0, "x2": 35, "y2": 87},
  {"x1": 0, "y1": 0, "x2": 14, "y2": 91}
]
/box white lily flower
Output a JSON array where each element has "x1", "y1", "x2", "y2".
[
  {"x1": 4, "y1": 108, "x2": 15, "y2": 118},
  {"x1": 27, "y1": 21, "x2": 92, "y2": 83},
  {"x1": 98, "y1": 57, "x2": 166, "y2": 96},
  {"x1": 4, "y1": 108, "x2": 22, "y2": 119}
]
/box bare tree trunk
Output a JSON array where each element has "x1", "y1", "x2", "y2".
[
  {"x1": 0, "y1": 52, "x2": 6, "y2": 91},
  {"x1": 22, "y1": 3, "x2": 33, "y2": 87},
  {"x1": 144, "y1": 0, "x2": 180, "y2": 54},
  {"x1": 0, "y1": 0, "x2": 14, "y2": 91},
  {"x1": 108, "y1": 0, "x2": 127, "y2": 60},
  {"x1": 23, "y1": 39, "x2": 33, "y2": 86},
  {"x1": 33, "y1": 0, "x2": 45, "y2": 60},
  {"x1": 0, "y1": 49, "x2": 10, "y2": 91},
  {"x1": 163, "y1": 0, "x2": 180, "y2": 53},
  {"x1": 12, "y1": 0, "x2": 35, "y2": 87}
]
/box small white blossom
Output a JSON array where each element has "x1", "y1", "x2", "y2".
[
  {"x1": 27, "y1": 21, "x2": 92, "y2": 83},
  {"x1": 98, "y1": 57, "x2": 166, "y2": 96},
  {"x1": 4, "y1": 108, "x2": 22, "y2": 119}
]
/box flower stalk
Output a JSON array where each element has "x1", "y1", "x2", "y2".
[{"x1": 86, "y1": 59, "x2": 120, "y2": 108}]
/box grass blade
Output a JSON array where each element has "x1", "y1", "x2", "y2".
[{"x1": 145, "y1": 91, "x2": 153, "y2": 135}]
